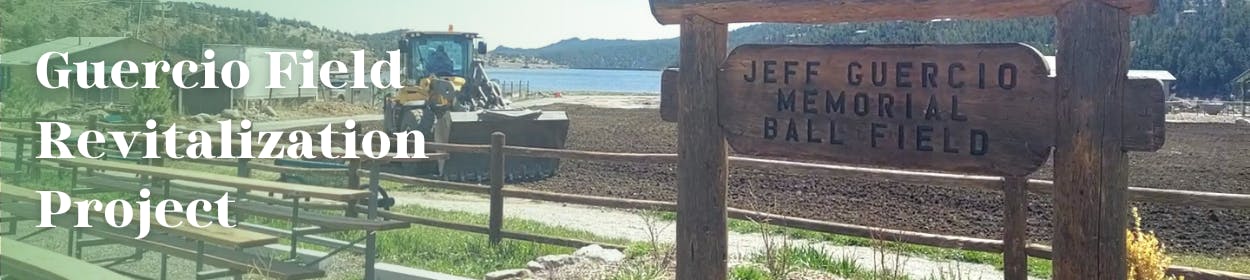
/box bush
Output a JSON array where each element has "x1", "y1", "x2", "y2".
[
  {"x1": 0, "y1": 78, "x2": 42, "y2": 118},
  {"x1": 1127, "y1": 207, "x2": 1180, "y2": 280},
  {"x1": 730, "y1": 265, "x2": 770, "y2": 280},
  {"x1": 129, "y1": 58, "x2": 174, "y2": 122}
]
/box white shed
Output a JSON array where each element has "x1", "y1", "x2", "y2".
[{"x1": 203, "y1": 44, "x2": 320, "y2": 102}]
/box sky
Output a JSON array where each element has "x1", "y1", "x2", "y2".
[{"x1": 172, "y1": 0, "x2": 699, "y2": 49}]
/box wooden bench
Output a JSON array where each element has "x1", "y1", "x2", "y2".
[
  {"x1": 48, "y1": 157, "x2": 370, "y2": 201},
  {"x1": 77, "y1": 173, "x2": 408, "y2": 231},
  {"x1": 41, "y1": 157, "x2": 405, "y2": 277},
  {"x1": 0, "y1": 127, "x2": 37, "y2": 136},
  {"x1": 0, "y1": 236, "x2": 130, "y2": 280},
  {"x1": 0, "y1": 202, "x2": 325, "y2": 280},
  {"x1": 0, "y1": 186, "x2": 279, "y2": 248},
  {"x1": 79, "y1": 171, "x2": 351, "y2": 211}
]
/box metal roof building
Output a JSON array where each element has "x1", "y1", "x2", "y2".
[
  {"x1": 1041, "y1": 56, "x2": 1177, "y2": 81},
  {"x1": 0, "y1": 37, "x2": 186, "y2": 104},
  {"x1": 2, "y1": 37, "x2": 130, "y2": 65}
]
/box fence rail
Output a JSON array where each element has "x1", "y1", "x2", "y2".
[{"x1": 423, "y1": 142, "x2": 1250, "y2": 209}]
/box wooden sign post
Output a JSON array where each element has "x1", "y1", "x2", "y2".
[
  {"x1": 675, "y1": 14, "x2": 730, "y2": 280},
  {"x1": 1053, "y1": 1, "x2": 1133, "y2": 279},
  {"x1": 650, "y1": 0, "x2": 1156, "y2": 279}
]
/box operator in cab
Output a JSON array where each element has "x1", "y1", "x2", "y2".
[{"x1": 428, "y1": 45, "x2": 455, "y2": 76}]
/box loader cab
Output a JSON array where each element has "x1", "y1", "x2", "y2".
[{"x1": 399, "y1": 32, "x2": 485, "y2": 81}]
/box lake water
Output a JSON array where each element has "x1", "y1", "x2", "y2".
[{"x1": 486, "y1": 68, "x2": 662, "y2": 94}]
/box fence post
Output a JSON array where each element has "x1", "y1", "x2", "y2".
[
  {"x1": 85, "y1": 116, "x2": 98, "y2": 175},
  {"x1": 150, "y1": 155, "x2": 166, "y2": 186},
  {"x1": 14, "y1": 133, "x2": 25, "y2": 171},
  {"x1": 237, "y1": 125, "x2": 252, "y2": 178},
  {"x1": 346, "y1": 158, "x2": 361, "y2": 218},
  {"x1": 365, "y1": 160, "x2": 381, "y2": 279},
  {"x1": 233, "y1": 124, "x2": 251, "y2": 239},
  {"x1": 1241, "y1": 83, "x2": 1247, "y2": 117},
  {"x1": 488, "y1": 132, "x2": 506, "y2": 244},
  {"x1": 346, "y1": 123, "x2": 362, "y2": 218},
  {"x1": 26, "y1": 112, "x2": 39, "y2": 174},
  {"x1": 1003, "y1": 176, "x2": 1028, "y2": 280}
]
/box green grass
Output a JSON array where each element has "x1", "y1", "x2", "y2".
[
  {"x1": 730, "y1": 265, "x2": 771, "y2": 280},
  {"x1": 1174, "y1": 254, "x2": 1250, "y2": 274},
  {"x1": 657, "y1": 212, "x2": 1055, "y2": 279},
  {"x1": 607, "y1": 256, "x2": 671, "y2": 280},
  {"x1": 777, "y1": 246, "x2": 865, "y2": 277},
  {"x1": 734, "y1": 244, "x2": 925, "y2": 280},
  {"x1": 323, "y1": 204, "x2": 635, "y2": 277},
  {"x1": 752, "y1": 245, "x2": 865, "y2": 278},
  {"x1": 388, "y1": 204, "x2": 631, "y2": 245},
  {"x1": 667, "y1": 212, "x2": 1250, "y2": 279}
]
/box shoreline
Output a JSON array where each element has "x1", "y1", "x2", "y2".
[{"x1": 487, "y1": 66, "x2": 663, "y2": 72}]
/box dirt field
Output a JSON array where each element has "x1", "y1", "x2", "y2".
[{"x1": 518, "y1": 104, "x2": 1250, "y2": 255}]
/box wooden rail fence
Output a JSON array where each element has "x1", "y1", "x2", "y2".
[{"x1": 419, "y1": 139, "x2": 1250, "y2": 280}]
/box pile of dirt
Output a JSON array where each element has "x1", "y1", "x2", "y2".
[
  {"x1": 284, "y1": 101, "x2": 376, "y2": 119},
  {"x1": 519, "y1": 104, "x2": 1250, "y2": 255}
]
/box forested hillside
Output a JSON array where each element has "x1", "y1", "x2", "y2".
[
  {"x1": 0, "y1": 0, "x2": 374, "y2": 61},
  {"x1": 495, "y1": 0, "x2": 1249, "y2": 97},
  {"x1": 2, "y1": 0, "x2": 1245, "y2": 97}
]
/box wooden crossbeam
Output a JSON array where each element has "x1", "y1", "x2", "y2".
[{"x1": 648, "y1": 0, "x2": 1155, "y2": 25}]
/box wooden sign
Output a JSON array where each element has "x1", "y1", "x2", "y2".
[
  {"x1": 648, "y1": 0, "x2": 1155, "y2": 25},
  {"x1": 661, "y1": 68, "x2": 680, "y2": 122},
  {"x1": 719, "y1": 43, "x2": 1052, "y2": 176},
  {"x1": 1123, "y1": 78, "x2": 1167, "y2": 152},
  {"x1": 662, "y1": 71, "x2": 1168, "y2": 152}
]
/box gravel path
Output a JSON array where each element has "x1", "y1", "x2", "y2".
[
  {"x1": 389, "y1": 190, "x2": 1028, "y2": 280},
  {"x1": 511, "y1": 95, "x2": 660, "y2": 110},
  {"x1": 1166, "y1": 112, "x2": 1247, "y2": 123}
]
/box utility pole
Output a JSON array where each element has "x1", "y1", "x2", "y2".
[{"x1": 138, "y1": 0, "x2": 144, "y2": 35}]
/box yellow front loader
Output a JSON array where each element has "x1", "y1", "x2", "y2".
[{"x1": 382, "y1": 30, "x2": 569, "y2": 182}]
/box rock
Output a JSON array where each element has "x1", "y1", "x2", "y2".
[
  {"x1": 535, "y1": 254, "x2": 576, "y2": 268},
  {"x1": 484, "y1": 268, "x2": 531, "y2": 280},
  {"x1": 1236, "y1": 118, "x2": 1250, "y2": 126},
  {"x1": 193, "y1": 113, "x2": 215, "y2": 123},
  {"x1": 263, "y1": 106, "x2": 279, "y2": 117},
  {"x1": 83, "y1": 110, "x2": 110, "y2": 121},
  {"x1": 1179, "y1": 99, "x2": 1197, "y2": 109},
  {"x1": 1199, "y1": 102, "x2": 1227, "y2": 115},
  {"x1": 573, "y1": 245, "x2": 625, "y2": 263},
  {"x1": 526, "y1": 260, "x2": 544, "y2": 271},
  {"x1": 221, "y1": 109, "x2": 244, "y2": 120}
]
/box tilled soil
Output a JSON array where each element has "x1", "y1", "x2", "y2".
[{"x1": 518, "y1": 104, "x2": 1250, "y2": 255}]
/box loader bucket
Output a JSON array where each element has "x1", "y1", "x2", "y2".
[{"x1": 435, "y1": 110, "x2": 569, "y2": 182}]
